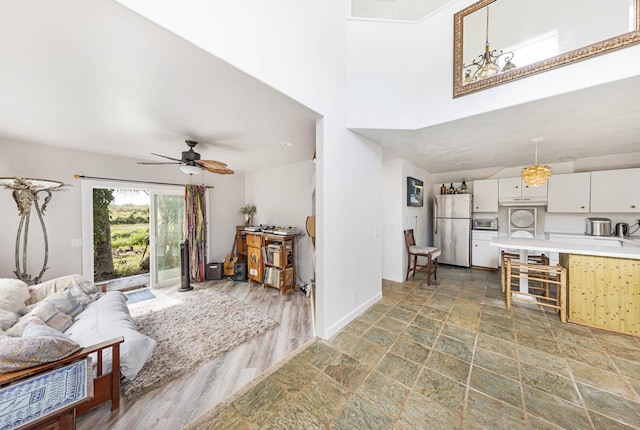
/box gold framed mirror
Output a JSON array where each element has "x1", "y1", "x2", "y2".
[{"x1": 453, "y1": 0, "x2": 640, "y2": 98}]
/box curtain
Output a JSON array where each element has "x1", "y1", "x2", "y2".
[{"x1": 184, "y1": 185, "x2": 207, "y2": 282}]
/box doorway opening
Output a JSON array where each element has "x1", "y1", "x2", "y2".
[
  {"x1": 81, "y1": 180, "x2": 185, "y2": 290},
  {"x1": 93, "y1": 188, "x2": 151, "y2": 291}
]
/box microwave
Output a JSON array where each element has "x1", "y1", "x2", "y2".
[{"x1": 474, "y1": 218, "x2": 498, "y2": 231}]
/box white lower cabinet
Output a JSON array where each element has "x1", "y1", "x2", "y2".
[{"x1": 472, "y1": 231, "x2": 499, "y2": 269}]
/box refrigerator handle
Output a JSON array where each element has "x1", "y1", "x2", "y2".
[{"x1": 434, "y1": 198, "x2": 438, "y2": 235}]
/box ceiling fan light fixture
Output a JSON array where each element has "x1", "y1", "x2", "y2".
[{"x1": 180, "y1": 164, "x2": 202, "y2": 175}]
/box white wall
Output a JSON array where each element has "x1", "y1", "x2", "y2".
[
  {"x1": 352, "y1": 0, "x2": 451, "y2": 21},
  {"x1": 0, "y1": 139, "x2": 244, "y2": 280},
  {"x1": 347, "y1": 0, "x2": 640, "y2": 130},
  {"x1": 244, "y1": 160, "x2": 315, "y2": 285},
  {"x1": 401, "y1": 160, "x2": 432, "y2": 277},
  {"x1": 116, "y1": 0, "x2": 384, "y2": 339},
  {"x1": 381, "y1": 158, "x2": 431, "y2": 282},
  {"x1": 382, "y1": 159, "x2": 403, "y2": 281}
]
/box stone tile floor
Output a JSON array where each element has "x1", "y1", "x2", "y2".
[{"x1": 188, "y1": 266, "x2": 640, "y2": 429}]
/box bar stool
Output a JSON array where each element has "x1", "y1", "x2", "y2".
[
  {"x1": 500, "y1": 251, "x2": 549, "y2": 293},
  {"x1": 404, "y1": 229, "x2": 440, "y2": 286},
  {"x1": 505, "y1": 259, "x2": 567, "y2": 322}
]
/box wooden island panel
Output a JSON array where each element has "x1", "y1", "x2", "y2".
[{"x1": 562, "y1": 254, "x2": 640, "y2": 336}]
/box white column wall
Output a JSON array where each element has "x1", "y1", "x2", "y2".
[
  {"x1": 347, "y1": 0, "x2": 640, "y2": 129},
  {"x1": 382, "y1": 159, "x2": 403, "y2": 281},
  {"x1": 116, "y1": 0, "x2": 384, "y2": 339}
]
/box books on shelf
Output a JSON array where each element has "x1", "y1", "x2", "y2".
[
  {"x1": 263, "y1": 267, "x2": 293, "y2": 287},
  {"x1": 262, "y1": 244, "x2": 282, "y2": 266}
]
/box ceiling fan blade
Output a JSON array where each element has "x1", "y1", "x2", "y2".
[
  {"x1": 151, "y1": 153, "x2": 183, "y2": 162},
  {"x1": 137, "y1": 161, "x2": 183, "y2": 165},
  {"x1": 203, "y1": 166, "x2": 234, "y2": 175},
  {"x1": 196, "y1": 159, "x2": 228, "y2": 169}
]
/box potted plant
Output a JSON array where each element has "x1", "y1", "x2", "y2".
[{"x1": 238, "y1": 204, "x2": 257, "y2": 226}]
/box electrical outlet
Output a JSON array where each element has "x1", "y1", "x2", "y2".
[
  {"x1": 71, "y1": 239, "x2": 82, "y2": 247},
  {"x1": 354, "y1": 291, "x2": 359, "y2": 304}
]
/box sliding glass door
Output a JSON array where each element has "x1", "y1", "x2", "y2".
[
  {"x1": 149, "y1": 191, "x2": 184, "y2": 288},
  {"x1": 82, "y1": 180, "x2": 193, "y2": 289}
]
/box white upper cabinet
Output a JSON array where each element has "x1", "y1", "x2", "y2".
[
  {"x1": 498, "y1": 177, "x2": 547, "y2": 200},
  {"x1": 547, "y1": 172, "x2": 590, "y2": 213},
  {"x1": 591, "y1": 168, "x2": 640, "y2": 213},
  {"x1": 498, "y1": 177, "x2": 522, "y2": 199},
  {"x1": 522, "y1": 181, "x2": 548, "y2": 198},
  {"x1": 473, "y1": 179, "x2": 498, "y2": 212}
]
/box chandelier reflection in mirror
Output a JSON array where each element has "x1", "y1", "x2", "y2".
[
  {"x1": 0, "y1": 177, "x2": 69, "y2": 284},
  {"x1": 463, "y1": 5, "x2": 516, "y2": 83},
  {"x1": 521, "y1": 139, "x2": 551, "y2": 187}
]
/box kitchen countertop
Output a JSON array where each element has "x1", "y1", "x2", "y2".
[{"x1": 490, "y1": 237, "x2": 640, "y2": 259}]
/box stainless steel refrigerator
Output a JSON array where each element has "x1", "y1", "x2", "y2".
[{"x1": 433, "y1": 194, "x2": 472, "y2": 267}]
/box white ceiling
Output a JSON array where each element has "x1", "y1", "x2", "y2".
[
  {"x1": 353, "y1": 75, "x2": 640, "y2": 174},
  {"x1": 1, "y1": 0, "x2": 639, "y2": 177},
  {"x1": 0, "y1": 0, "x2": 319, "y2": 174}
]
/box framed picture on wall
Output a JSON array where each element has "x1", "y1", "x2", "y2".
[{"x1": 407, "y1": 177, "x2": 424, "y2": 207}]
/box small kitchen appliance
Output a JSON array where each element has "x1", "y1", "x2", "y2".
[
  {"x1": 473, "y1": 218, "x2": 498, "y2": 231},
  {"x1": 615, "y1": 222, "x2": 629, "y2": 237},
  {"x1": 586, "y1": 217, "x2": 612, "y2": 236}
]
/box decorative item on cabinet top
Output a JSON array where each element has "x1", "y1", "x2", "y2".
[{"x1": 238, "y1": 204, "x2": 257, "y2": 226}]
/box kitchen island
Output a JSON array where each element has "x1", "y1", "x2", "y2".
[{"x1": 491, "y1": 237, "x2": 640, "y2": 337}]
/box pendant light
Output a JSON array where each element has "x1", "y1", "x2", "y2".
[{"x1": 521, "y1": 139, "x2": 551, "y2": 187}]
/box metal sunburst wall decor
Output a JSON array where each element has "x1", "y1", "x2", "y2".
[{"x1": 0, "y1": 177, "x2": 70, "y2": 285}]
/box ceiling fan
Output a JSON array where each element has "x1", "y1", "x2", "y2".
[{"x1": 137, "y1": 140, "x2": 234, "y2": 175}]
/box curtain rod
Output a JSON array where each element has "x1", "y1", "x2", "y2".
[{"x1": 73, "y1": 174, "x2": 215, "y2": 189}]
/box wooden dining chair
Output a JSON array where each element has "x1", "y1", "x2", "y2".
[{"x1": 404, "y1": 229, "x2": 440, "y2": 286}]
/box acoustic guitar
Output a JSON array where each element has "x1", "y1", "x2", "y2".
[{"x1": 223, "y1": 239, "x2": 238, "y2": 276}]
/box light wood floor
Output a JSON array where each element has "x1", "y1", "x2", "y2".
[{"x1": 77, "y1": 279, "x2": 314, "y2": 430}]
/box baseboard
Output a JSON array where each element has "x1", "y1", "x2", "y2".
[{"x1": 324, "y1": 291, "x2": 383, "y2": 339}]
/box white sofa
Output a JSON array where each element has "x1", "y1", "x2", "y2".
[{"x1": 0, "y1": 274, "x2": 156, "y2": 412}]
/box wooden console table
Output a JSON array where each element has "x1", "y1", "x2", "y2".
[{"x1": 236, "y1": 229, "x2": 297, "y2": 294}]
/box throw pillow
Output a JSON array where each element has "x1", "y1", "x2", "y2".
[
  {"x1": 23, "y1": 323, "x2": 73, "y2": 340},
  {"x1": 30, "y1": 289, "x2": 83, "y2": 319},
  {"x1": 27, "y1": 274, "x2": 99, "y2": 305},
  {"x1": 42, "y1": 312, "x2": 73, "y2": 332},
  {"x1": 0, "y1": 324, "x2": 81, "y2": 373},
  {"x1": 6, "y1": 316, "x2": 46, "y2": 337},
  {"x1": 0, "y1": 309, "x2": 20, "y2": 331},
  {"x1": 0, "y1": 279, "x2": 30, "y2": 313}
]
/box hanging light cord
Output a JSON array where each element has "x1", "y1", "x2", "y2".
[{"x1": 485, "y1": 6, "x2": 490, "y2": 45}]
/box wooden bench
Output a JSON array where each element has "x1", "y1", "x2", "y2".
[{"x1": 0, "y1": 337, "x2": 124, "y2": 415}]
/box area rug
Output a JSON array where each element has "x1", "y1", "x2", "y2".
[
  {"x1": 124, "y1": 288, "x2": 155, "y2": 305},
  {"x1": 123, "y1": 287, "x2": 279, "y2": 400}
]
